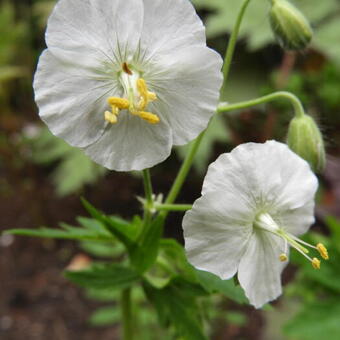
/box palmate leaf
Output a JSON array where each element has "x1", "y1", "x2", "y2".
[
  {"x1": 192, "y1": 0, "x2": 340, "y2": 64},
  {"x1": 130, "y1": 216, "x2": 164, "y2": 273},
  {"x1": 81, "y1": 198, "x2": 140, "y2": 250},
  {"x1": 144, "y1": 278, "x2": 207, "y2": 340},
  {"x1": 65, "y1": 263, "x2": 140, "y2": 289}
]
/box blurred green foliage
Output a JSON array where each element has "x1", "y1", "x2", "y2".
[
  {"x1": 193, "y1": 0, "x2": 340, "y2": 64},
  {"x1": 27, "y1": 127, "x2": 106, "y2": 196},
  {"x1": 282, "y1": 217, "x2": 340, "y2": 339}
]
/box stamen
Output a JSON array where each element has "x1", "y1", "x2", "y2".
[
  {"x1": 138, "y1": 111, "x2": 160, "y2": 124},
  {"x1": 316, "y1": 243, "x2": 329, "y2": 260},
  {"x1": 105, "y1": 70, "x2": 159, "y2": 125},
  {"x1": 104, "y1": 111, "x2": 117, "y2": 124},
  {"x1": 137, "y1": 78, "x2": 157, "y2": 110},
  {"x1": 312, "y1": 257, "x2": 321, "y2": 269},
  {"x1": 279, "y1": 253, "x2": 288, "y2": 262},
  {"x1": 107, "y1": 97, "x2": 129, "y2": 109}
]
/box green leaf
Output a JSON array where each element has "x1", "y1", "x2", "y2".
[
  {"x1": 158, "y1": 239, "x2": 197, "y2": 281},
  {"x1": 195, "y1": 270, "x2": 248, "y2": 304},
  {"x1": 6, "y1": 225, "x2": 113, "y2": 241},
  {"x1": 192, "y1": 0, "x2": 340, "y2": 65},
  {"x1": 65, "y1": 263, "x2": 140, "y2": 289},
  {"x1": 284, "y1": 299, "x2": 340, "y2": 340},
  {"x1": 80, "y1": 241, "x2": 125, "y2": 258},
  {"x1": 144, "y1": 279, "x2": 207, "y2": 340},
  {"x1": 28, "y1": 127, "x2": 106, "y2": 196},
  {"x1": 89, "y1": 306, "x2": 121, "y2": 326},
  {"x1": 130, "y1": 217, "x2": 164, "y2": 273},
  {"x1": 81, "y1": 198, "x2": 137, "y2": 249}
]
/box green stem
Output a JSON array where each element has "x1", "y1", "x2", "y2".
[
  {"x1": 217, "y1": 91, "x2": 305, "y2": 117},
  {"x1": 142, "y1": 169, "x2": 153, "y2": 225},
  {"x1": 155, "y1": 203, "x2": 192, "y2": 212},
  {"x1": 221, "y1": 0, "x2": 251, "y2": 93},
  {"x1": 164, "y1": 130, "x2": 205, "y2": 206},
  {"x1": 160, "y1": 0, "x2": 252, "y2": 221},
  {"x1": 121, "y1": 288, "x2": 133, "y2": 340}
]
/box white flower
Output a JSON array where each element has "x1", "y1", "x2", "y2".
[
  {"x1": 182, "y1": 141, "x2": 327, "y2": 308},
  {"x1": 33, "y1": 0, "x2": 223, "y2": 171}
]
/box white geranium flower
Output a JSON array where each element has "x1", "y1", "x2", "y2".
[
  {"x1": 33, "y1": 0, "x2": 223, "y2": 171},
  {"x1": 183, "y1": 141, "x2": 328, "y2": 308}
]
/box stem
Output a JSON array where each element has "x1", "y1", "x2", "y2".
[
  {"x1": 221, "y1": 0, "x2": 251, "y2": 93},
  {"x1": 164, "y1": 131, "x2": 205, "y2": 206},
  {"x1": 154, "y1": 203, "x2": 192, "y2": 212},
  {"x1": 217, "y1": 91, "x2": 305, "y2": 118},
  {"x1": 160, "y1": 0, "x2": 252, "y2": 221},
  {"x1": 121, "y1": 288, "x2": 133, "y2": 340},
  {"x1": 142, "y1": 169, "x2": 153, "y2": 225}
]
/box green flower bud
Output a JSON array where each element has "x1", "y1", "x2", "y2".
[
  {"x1": 269, "y1": 0, "x2": 313, "y2": 50},
  {"x1": 287, "y1": 115, "x2": 325, "y2": 173}
]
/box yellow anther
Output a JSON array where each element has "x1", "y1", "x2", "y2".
[
  {"x1": 104, "y1": 111, "x2": 117, "y2": 124},
  {"x1": 312, "y1": 257, "x2": 321, "y2": 269},
  {"x1": 316, "y1": 243, "x2": 329, "y2": 260},
  {"x1": 138, "y1": 111, "x2": 160, "y2": 124},
  {"x1": 279, "y1": 253, "x2": 288, "y2": 262},
  {"x1": 137, "y1": 78, "x2": 148, "y2": 99},
  {"x1": 147, "y1": 91, "x2": 157, "y2": 101},
  {"x1": 137, "y1": 78, "x2": 157, "y2": 110},
  {"x1": 107, "y1": 97, "x2": 129, "y2": 109}
]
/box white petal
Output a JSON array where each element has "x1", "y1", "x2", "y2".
[
  {"x1": 238, "y1": 230, "x2": 287, "y2": 308},
  {"x1": 183, "y1": 191, "x2": 253, "y2": 280},
  {"x1": 83, "y1": 112, "x2": 172, "y2": 171},
  {"x1": 46, "y1": 0, "x2": 143, "y2": 66},
  {"x1": 274, "y1": 201, "x2": 316, "y2": 236},
  {"x1": 33, "y1": 50, "x2": 115, "y2": 147},
  {"x1": 202, "y1": 141, "x2": 317, "y2": 212},
  {"x1": 140, "y1": 0, "x2": 206, "y2": 59},
  {"x1": 145, "y1": 46, "x2": 223, "y2": 144}
]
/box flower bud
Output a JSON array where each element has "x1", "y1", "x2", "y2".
[
  {"x1": 269, "y1": 0, "x2": 313, "y2": 50},
  {"x1": 287, "y1": 115, "x2": 325, "y2": 173}
]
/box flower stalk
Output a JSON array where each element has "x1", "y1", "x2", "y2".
[
  {"x1": 162, "y1": 0, "x2": 253, "y2": 220},
  {"x1": 217, "y1": 90, "x2": 305, "y2": 118}
]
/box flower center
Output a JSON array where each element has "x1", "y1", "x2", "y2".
[
  {"x1": 254, "y1": 213, "x2": 329, "y2": 269},
  {"x1": 104, "y1": 63, "x2": 159, "y2": 125}
]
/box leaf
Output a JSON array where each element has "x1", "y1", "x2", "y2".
[
  {"x1": 143, "y1": 240, "x2": 192, "y2": 289},
  {"x1": 192, "y1": 0, "x2": 340, "y2": 65},
  {"x1": 130, "y1": 217, "x2": 164, "y2": 273},
  {"x1": 80, "y1": 241, "x2": 125, "y2": 258},
  {"x1": 144, "y1": 279, "x2": 207, "y2": 340},
  {"x1": 65, "y1": 263, "x2": 140, "y2": 289},
  {"x1": 159, "y1": 239, "x2": 197, "y2": 280},
  {"x1": 89, "y1": 306, "x2": 121, "y2": 326},
  {"x1": 195, "y1": 269, "x2": 248, "y2": 304},
  {"x1": 81, "y1": 198, "x2": 137, "y2": 250},
  {"x1": 284, "y1": 298, "x2": 340, "y2": 340},
  {"x1": 6, "y1": 224, "x2": 113, "y2": 242},
  {"x1": 28, "y1": 127, "x2": 106, "y2": 196}
]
